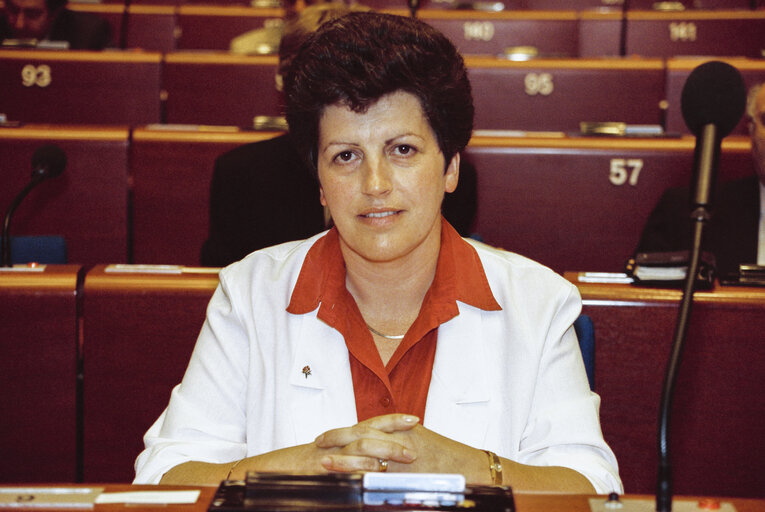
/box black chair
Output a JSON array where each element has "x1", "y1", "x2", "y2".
[{"x1": 574, "y1": 314, "x2": 595, "y2": 390}]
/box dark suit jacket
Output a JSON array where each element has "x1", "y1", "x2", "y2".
[
  {"x1": 0, "y1": 9, "x2": 111, "y2": 49},
  {"x1": 201, "y1": 133, "x2": 478, "y2": 267},
  {"x1": 635, "y1": 174, "x2": 760, "y2": 277}
]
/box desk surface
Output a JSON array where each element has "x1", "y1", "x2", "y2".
[
  {"x1": 2, "y1": 486, "x2": 765, "y2": 512},
  {"x1": 565, "y1": 272, "x2": 765, "y2": 305}
]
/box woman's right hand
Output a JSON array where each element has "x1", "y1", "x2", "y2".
[
  {"x1": 224, "y1": 413, "x2": 420, "y2": 480},
  {"x1": 313, "y1": 413, "x2": 420, "y2": 473}
]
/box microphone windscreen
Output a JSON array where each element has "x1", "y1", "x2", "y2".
[
  {"x1": 31, "y1": 144, "x2": 67, "y2": 179},
  {"x1": 681, "y1": 60, "x2": 746, "y2": 138}
]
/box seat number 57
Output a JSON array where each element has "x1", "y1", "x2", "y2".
[{"x1": 609, "y1": 158, "x2": 643, "y2": 186}]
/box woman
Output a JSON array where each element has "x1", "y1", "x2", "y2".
[{"x1": 134, "y1": 12, "x2": 622, "y2": 494}]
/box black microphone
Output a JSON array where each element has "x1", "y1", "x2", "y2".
[
  {"x1": 681, "y1": 60, "x2": 746, "y2": 211},
  {"x1": 1, "y1": 144, "x2": 67, "y2": 267},
  {"x1": 655, "y1": 61, "x2": 745, "y2": 512}
]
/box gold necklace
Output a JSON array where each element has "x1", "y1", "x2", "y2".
[{"x1": 367, "y1": 324, "x2": 405, "y2": 340}]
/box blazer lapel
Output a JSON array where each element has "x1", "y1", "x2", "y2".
[
  {"x1": 287, "y1": 312, "x2": 358, "y2": 444},
  {"x1": 424, "y1": 305, "x2": 491, "y2": 448}
]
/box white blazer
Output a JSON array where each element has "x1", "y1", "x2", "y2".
[{"x1": 134, "y1": 233, "x2": 622, "y2": 493}]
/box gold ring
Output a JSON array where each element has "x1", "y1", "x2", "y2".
[{"x1": 378, "y1": 459, "x2": 388, "y2": 472}]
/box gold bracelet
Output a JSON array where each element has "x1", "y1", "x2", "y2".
[
  {"x1": 226, "y1": 459, "x2": 243, "y2": 481},
  {"x1": 484, "y1": 450, "x2": 503, "y2": 486}
]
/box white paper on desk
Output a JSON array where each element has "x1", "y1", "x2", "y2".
[
  {"x1": 95, "y1": 490, "x2": 200, "y2": 504},
  {"x1": 0, "y1": 487, "x2": 103, "y2": 508}
]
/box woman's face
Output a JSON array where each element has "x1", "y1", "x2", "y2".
[{"x1": 317, "y1": 90, "x2": 459, "y2": 265}]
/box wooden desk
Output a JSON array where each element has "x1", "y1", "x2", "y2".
[
  {"x1": 0, "y1": 265, "x2": 82, "y2": 483},
  {"x1": 665, "y1": 57, "x2": 765, "y2": 136},
  {"x1": 129, "y1": 127, "x2": 281, "y2": 265},
  {"x1": 415, "y1": 10, "x2": 580, "y2": 57},
  {"x1": 125, "y1": 4, "x2": 177, "y2": 52},
  {"x1": 0, "y1": 50, "x2": 162, "y2": 125},
  {"x1": 0, "y1": 485, "x2": 763, "y2": 512},
  {"x1": 0, "y1": 125, "x2": 130, "y2": 266},
  {"x1": 579, "y1": 9, "x2": 765, "y2": 58},
  {"x1": 565, "y1": 274, "x2": 765, "y2": 498},
  {"x1": 625, "y1": 10, "x2": 765, "y2": 59},
  {"x1": 0, "y1": 485, "x2": 216, "y2": 510},
  {"x1": 465, "y1": 134, "x2": 752, "y2": 273},
  {"x1": 81, "y1": 264, "x2": 219, "y2": 482},
  {"x1": 464, "y1": 57, "x2": 665, "y2": 132},
  {"x1": 175, "y1": 5, "x2": 284, "y2": 51},
  {"x1": 161, "y1": 53, "x2": 282, "y2": 127},
  {"x1": 127, "y1": 130, "x2": 752, "y2": 270},
  {"x1": 577, "y1": 11, "x2": 623, "y2": 57}
]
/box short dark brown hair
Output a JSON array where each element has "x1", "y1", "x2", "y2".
[{"x1": 284, "y1": 12, "x2": 474, "y2": 175}]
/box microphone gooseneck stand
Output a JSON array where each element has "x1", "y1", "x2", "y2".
[
  {"x1": 618, "y1": 0, "x2": 630, "y2": 57},
  {"x1": 1, "y1": 176, "x2": 46, "y2": 267},
  {"x1": 408, "y1": 0, "x2": 420, "y2": 18},
  {"x1": 655, "y1": 123, "x2": 718, "y2": 512},
  {"x1": 655, "y1": 213, "x2": 705, "y2": 512},
  {"x1": 1, "y1": 144, "x2": 67, "y2": 267}
]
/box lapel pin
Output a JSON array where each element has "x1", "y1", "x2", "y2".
[{"x1": 302, "y1": 365, "x2": 311, "y2": 379}]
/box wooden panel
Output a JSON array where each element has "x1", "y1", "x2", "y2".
[
  {"x1": 125, "y1": 5, "x2": 177, "y2": 52},
  {"x1": 176, "y1": 5, "x2": 284, "y2": 50},
  {"x1": 81, "y1": 264, "x2": 219, "y2": 482},
  {"x1": 130, "y1": 127, "x2": 281, "y2": 265},
  {"x1": 417, "y1": 10, "x2": 580, "y2": 56},
  {"x1": 565, "y1": 274, "x2": 765, "y2": 498},
  {"x1": 0, "y1": 486, "x2": 763, "y2": 512},
  {"x1": 0, "y1": 50, "x2": 162, "y2": 125},
  {"x1": 625, "y1": 10, "x2": 765, "y2": 58},
  {"x1": 466, "y1": 134, "x2": 752, "y2": 273},
  {"x1": 465, "y1": 57, "x2": 665, "y2": 131},
  {"x1": 162, "y1": 53, "x2": 282, "y2": 126},
  {"x1": 665, "y1": 57, "x2": 765, "y2": 136},
  {"x1": 0, "y1": 125, "x2": 130, "y2": 266},
  {"x1": 578, "y1": 10, "x2": 622, "y2": 57},
  {"x1": 0, "y1": 265, "x2": 82, "y2": 483}
]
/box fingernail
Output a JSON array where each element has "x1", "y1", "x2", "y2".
[
  {"x1": 403, "y1": 415, "x2": 419, "y2": 424},
  {"x1": 320, "y1": 456, "x2": 332, "y2": 467},
  {"x1": 403, "y1": 448, "x2": 416, "y2": 461},
  {"x1": 315, "y1": 434, "x2": 325, "y2": 444}
]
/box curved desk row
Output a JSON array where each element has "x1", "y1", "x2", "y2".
[
  {"x1": 62, "y1": 3, "x2": 765, "y2": 58},
  {"x1": 0, "y1": 124, "x2": 754, "y2": 271},
  {"x1": 3, "y1": 50, "x2": 765, "y2": 134},
  {"x1": 2, "y1": 264, "x2": 764, "y2": 499}
]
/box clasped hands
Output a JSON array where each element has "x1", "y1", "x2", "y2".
[{"x1": 312, "y1": 413, "x2": 480, "y2": 477}]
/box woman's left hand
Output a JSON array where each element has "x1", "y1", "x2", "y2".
[{"x1": 315, "y1": 414, "x2": 486, "y2": 481}]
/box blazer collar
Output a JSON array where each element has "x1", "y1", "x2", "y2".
[{"x1": 424, "y1": 304, "x2": 492, "y2": 448}]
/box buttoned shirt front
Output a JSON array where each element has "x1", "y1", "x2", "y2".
[{"x1": 286, "y1": 221, "x2": 500, "y2": 421}]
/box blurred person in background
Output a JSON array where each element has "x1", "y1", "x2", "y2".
[
  {"x1": 635, "y1": 83, "x2": 765, "y2": 278},
  {"x1": 0, "y1": 0, "x2": 111, "y2": 49}
]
